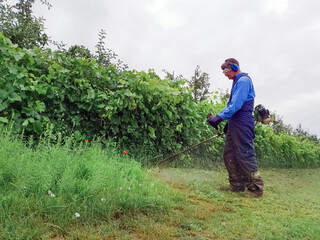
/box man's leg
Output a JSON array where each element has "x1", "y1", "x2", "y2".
[
  {"x1": 223, "y1": 133, "x2": 245, "y2": 192},
  {"x1": 231, "y1": 125, "x2": 264, "y2": 195}
]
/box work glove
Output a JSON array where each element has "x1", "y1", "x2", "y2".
[
  {"x1": 206, "y1": 113, "x2": 213, "y2": 119},
  {"x1": 207, "y1": 114, "x2": 223, "y2": 130}
]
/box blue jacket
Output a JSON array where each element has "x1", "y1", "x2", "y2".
[{"x1": 218, "y1": 73, "x2": 255, "y2": 121}]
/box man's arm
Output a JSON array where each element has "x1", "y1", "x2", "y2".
[{"x1": 218, "y1": 78, "x2": 251, "y2": 120}]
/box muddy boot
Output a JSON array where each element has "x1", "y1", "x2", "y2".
[
  {"x1": 247, "y1": 190, "x2": 263, "y2": 198},
  {"x1": 219, "y1": 185, "x2": 245, "y2": 192},
  {"x1": 231, "y1": 185, "x2": 245, "y2": 192}
]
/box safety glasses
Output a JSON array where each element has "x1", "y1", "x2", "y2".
[{"x1": 223, "y1": 68, "x2": 230, "y2": 75}]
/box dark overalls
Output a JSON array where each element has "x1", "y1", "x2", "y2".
[{"x1": 221, "y1": 74, "x2": 264, "y2": 194}]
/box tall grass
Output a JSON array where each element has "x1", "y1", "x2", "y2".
[{"x1": 0, "y1": 130, "x2": 181, "y2": 239}]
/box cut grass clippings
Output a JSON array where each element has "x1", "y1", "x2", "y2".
[{"x1": 50, "y1": 167, "x2": 319, "y2": 240}]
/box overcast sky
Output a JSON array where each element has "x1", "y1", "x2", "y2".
[{"x1": 30, "y1": 0, "x2": 320, "y2": 137}]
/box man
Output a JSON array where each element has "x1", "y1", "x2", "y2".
[{"x1": 207, "y1": 58, "x2": 264, "y2": 198}]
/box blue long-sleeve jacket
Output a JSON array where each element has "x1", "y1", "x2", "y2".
[{"x1": 218, "y1": 73, "x2": 255, "y2": 121}]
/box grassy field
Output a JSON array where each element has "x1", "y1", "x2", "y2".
[
  {"x1": 1, "y1": 132, "x2": 319, "y2": 239},
  {"x1": 74, "y1": 167, "x2": 319, "y2": 240},
  {"x1": 145, "y1": 167, "x2": 320, "y2": 240},
  {"x1": 9, "y1": 167, "x2": 317, "y2": 240},
  {"x1": 0, "y1": 134, "x2": 181, "y2": 239}
]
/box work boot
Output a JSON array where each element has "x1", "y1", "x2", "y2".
[
  {"x1": 247, "y1": 183, "x2": 263, "y2": 198},
  {"x1": 247, "y1": 190, "x2": 263, "y2": 198},
  {"x1": 219, "y1": 185, "x2": 245, "y2": 192},
  {"x1": 231, "y1": 186, "x2": 245, "y2": 192}
]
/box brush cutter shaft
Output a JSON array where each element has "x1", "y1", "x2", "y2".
[{"x1": 154, "y1": 132, "x2": 223, "y2": 166}]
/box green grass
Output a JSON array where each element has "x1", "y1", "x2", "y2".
[
  {"x1": 148, "y1": 167, "x2": 320, "y2": 240},
  {"x1": 0, "y1": 133, "x2": 181, "y2": 239},
  {"x1": 1, "y1": 132, "x2": 319, "y2": 239}
]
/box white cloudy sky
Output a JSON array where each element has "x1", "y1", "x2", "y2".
[{"x1": 30, "y1": 0, "x2": 320, "y2": 137}]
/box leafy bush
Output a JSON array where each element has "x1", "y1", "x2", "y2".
[
  {"x1": 1, "y1": 32, "x2": 319, "y2": 168},
  {"x1": 255, "y1": 124, "x2": 320, "y2": 167},
  {"x1": 0, "y1": 32, "x2": 219, "y2": 158}
]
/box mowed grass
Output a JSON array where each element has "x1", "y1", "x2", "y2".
[
  {"x1": 29, "y1": 166, "x2": 319, "y2": 240},
  {"x1": 57, "y1": 167, "x2": 319, "y2": 240},
  {"x1": 147, "y1": 167, "x2": 320, "y2": 240}
]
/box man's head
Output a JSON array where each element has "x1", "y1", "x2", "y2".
[{"x1": 221, "y1": 58, "x2": 240, "y2": 79}]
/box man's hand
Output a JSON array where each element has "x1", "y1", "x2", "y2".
[
  {"x1": 206, "y1": 113, "x2": 214, "y2": 119},
  {"x1": 207, "y1": 114, "x2": 223, "y2": 130}
]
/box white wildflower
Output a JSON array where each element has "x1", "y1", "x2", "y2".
[
  {"x1": 128, "y1": 187, "x2": 131, "y2": 190},
  {"x1": 75, "y1": 212, "x2": 80, "y2": 218},
  {"x1": 48, "y1": 190, "x2": 55, "y2": 198},
  {"x1": 119, "y1": 187, "x2": 123, "y2": 191},
  {"x1": 101, "y1": 198, "x2": 106, "y2": 201}
]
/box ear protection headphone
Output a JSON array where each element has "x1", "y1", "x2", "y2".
[{"x1": 226, "y1": 61, "x2": 239, "y2": 72}]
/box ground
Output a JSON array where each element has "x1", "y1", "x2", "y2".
[{"x1": 51, "y1": 167, "x2": 320, "y2": 239}]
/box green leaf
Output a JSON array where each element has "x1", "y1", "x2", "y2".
[
  {"x1": 27, "y1": 117, "x2": 35, "y2": 123},
  {"x1": 22, "y1": 119, "x2": 29, "y2": 127},
  {"x1": 97, "y1": 104, "x2": 105, "y2": 109},
  {"x1": 87, "y1": 89, "x2": 95, "y2": 99},
  {"x1": 60, "y1": 68, "x2": 70, "y2": 74},
  {"x1": 0, "y1": 90, "x2": 8, "y2": 99},
  {"x1": 8, "y1": 65, "x2": 18, "y2": 74},
  {"x1": 127, "y1": 125, "x2": 134, "y2": 133},
  {"x1": 33, "y1": 121, "x2": 43, "y2": 134},
  {"x1": 0, "y1": 101, "x2": 9, "y2": 112},
  {"x1": 35, "y1": 84, "x2": 48, "y2": 94},
  {"x1": 43, "y1": 116, "x2": 50, "y2": 122},
  {"x1": 13, "y1": 52, "x2": 25, "y2": 62},
  {"x1": 0, "y1": 117, "x2": 8, "y2": 123},
  {"x1": 74, "y1": 130, "x2": 81, "y2": 140},
  {"x1": 22, "y1": 107, "x2": 31, "y2": 115},
  {"x1": 8, "y1": 92, "x2": 22, "y2": 102},
  {"x1": 148, "y1": 126, "x2": 156, "y2": 139},
  {"x1": 35, "y1": 101, "x2": 46, "y2": 113},
  {"x1": 176, "y1": 123, "x2": 183, "y2": 132},
  {"x1": 166, "y1": 110, "x2": 173, "y2": 119},
  {"x1": 124, "y1": 89, "x2": 134, "y2": 97}
]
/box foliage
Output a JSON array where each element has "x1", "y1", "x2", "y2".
[
  {"x1": 66, "y1": 45, "x2": 94, "y2": 60},
  {"x1": 94, "y1": 29, "x2": 128, "y2": 72},
  {"x1": 292, "y1": 123, "x2": 319, "y2": 143},
  {"x1": 255, "y1": 123, "x2": 320, "y2": 167},
  {"x1": 0, "y1": 32, "x2": 218, "y2": 161},
  {"x1": 188, "y1": 65, "x2": 210, "y2": 103},
  {"x1": 0, "y1": 32, "x2": 319, "y2": 167},
  {"x1": 0, "y1": 0, "x2": 51, "y2": 49},
  {"x1": 271, "y1": 114, "x2": 319, "y2": 143},
  {"x1": 271, "y1": 113, "x2": 294, "y2": 135},
  {"x1": 162, "y1": 69, "x2": 184, "y2": 82}
]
